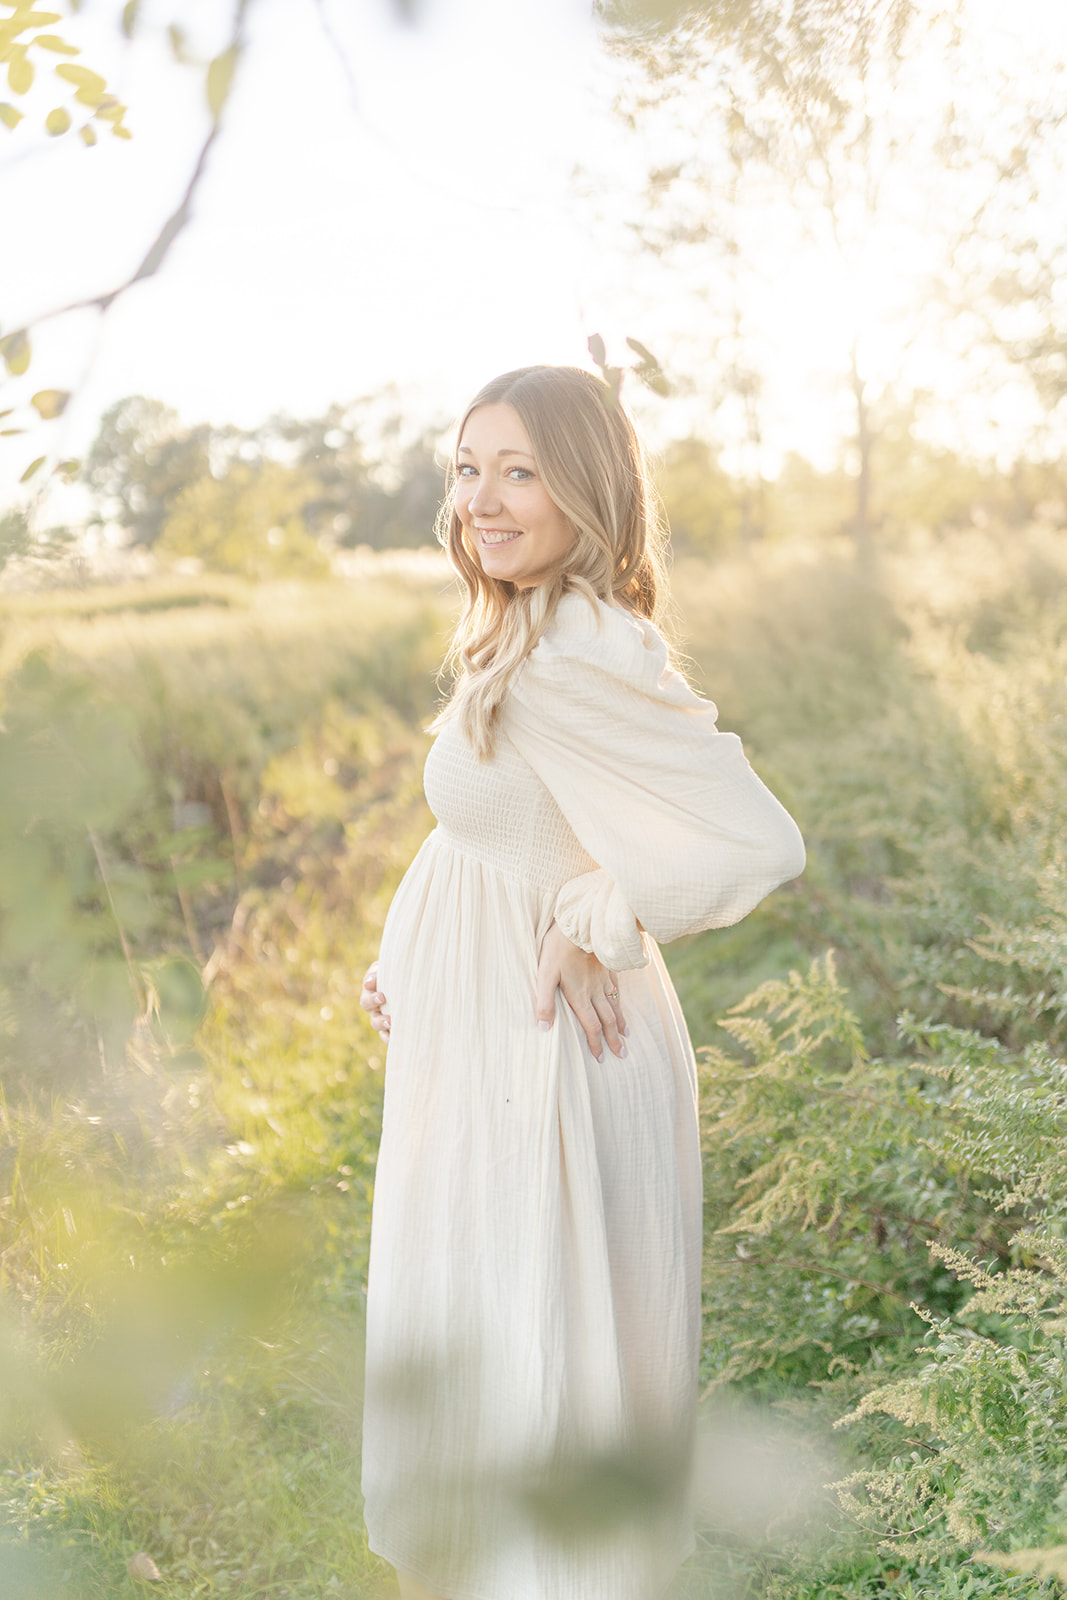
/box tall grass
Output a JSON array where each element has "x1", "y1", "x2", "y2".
[
  {"x1": 1, "y1": 532, "x2": 1065, "y2": 1596},
  {"x1": 670, "y1": 528, "x2": 1067, "y2": 1596},
  {"x1": 0, "y1": 568, "x2": 449, "y2": 1598}
]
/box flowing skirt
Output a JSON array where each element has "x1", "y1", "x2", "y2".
[{"x1": 362, "y1": 829, "x2": 703, "y2": 1600}]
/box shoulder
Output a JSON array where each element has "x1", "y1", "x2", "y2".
[{"x1": 525, "y1": 590, "x2": 714, "y2": 715}]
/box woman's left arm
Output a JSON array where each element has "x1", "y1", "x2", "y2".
[{"x1": 505, "y1": 598, "x2": 805, "y2": 973}]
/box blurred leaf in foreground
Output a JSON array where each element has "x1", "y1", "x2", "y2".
[{"x1": 30, "y1": 388, "x2": 69, "y2": 419}]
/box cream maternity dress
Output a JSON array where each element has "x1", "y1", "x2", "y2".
[{"x1": 361, "y1": 593, "x2": 805, "y2": 1600}]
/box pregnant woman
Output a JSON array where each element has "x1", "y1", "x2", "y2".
[{"x1": 359, "y1": 364, "x2": 805, "y2": 1600}]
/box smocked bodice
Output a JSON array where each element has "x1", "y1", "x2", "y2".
[{"x1": 423, "y1": 719, "x2": 596, "y2": 894}]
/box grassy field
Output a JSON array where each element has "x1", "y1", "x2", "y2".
[{"x1": 1, "y1": 531, "x2": 1066, "y2": 1597}]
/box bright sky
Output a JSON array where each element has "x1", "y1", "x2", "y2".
[
  {"x1": 2, "y1": 0, "x2": 1065, "y2": 512},
  {"x1": 2, "y1": 0, "x2": 610, "y2": 503}
]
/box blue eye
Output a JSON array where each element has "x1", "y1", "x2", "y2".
[
  {"x1": 507, "y1": 468, "x2": 533, "y2": 481},
  {"x1": 456, "y1": 464, "x2": 477, "y2": 477}
]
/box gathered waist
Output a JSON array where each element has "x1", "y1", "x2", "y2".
[{"x1": 429, "y1": 824, "x2": 592, "y2": 899}]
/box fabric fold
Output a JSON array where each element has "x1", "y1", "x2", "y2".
[
  {"x1": 553, "y1": 867, "x2": 648, "y2": 973},
  {"x1": 504, "y1": 591, "x2": 806, "y2": 962}
]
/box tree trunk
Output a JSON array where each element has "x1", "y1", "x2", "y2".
[{"x1": 850, "y1": 339, "x2": 874, "y2": 563}]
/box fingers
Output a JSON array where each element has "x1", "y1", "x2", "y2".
[
  {"x1": 582, "y1": 977, "x2": 627, "y2": 1061},
  {"x1": 579, "y1": 1003, "x2": 607, "y2": 1061},
  {"x1": 534, "y1": 927, "x2": 565, "y2": 1033},
  {"x1": 568, "y1": 999, "x2": 604, "y2": 1061},
  {"x1": 569, "y1": 995, "x2": 626, "y2": 1064},
  {"x1": 549, "y1": 966, "x2": 630, "y2": 1064},
  {"x1": 534, "y1": 929, "x2": 628, "y2": 1060},
  {"x1": 606, "y1": 973, "x2": 628, "y2": 1038},
  {"x1": 360, "y1": 963, "x2": 390, "y2": 1040},
  {"x1": 534, "y1": 968, "x2": 557, "y2": 1033},
  {"x1": 359, "y1": 973, "x2": 384, "y2": 1015},
  {"x1": 591, "y1": 992, "x2": 626, "y2": 1061}
]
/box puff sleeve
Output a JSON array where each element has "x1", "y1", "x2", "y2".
[{"x1": 503, "y1": 593, "x2": 806, "y2": 971}]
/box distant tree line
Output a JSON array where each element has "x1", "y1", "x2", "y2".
[
  {"x1": 80, "y1": 393, "x2": 447, "y2": 578},
  {"x1": 69, "y1": 390, "x2": 1067, "y2": 580}
]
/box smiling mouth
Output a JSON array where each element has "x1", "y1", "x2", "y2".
[{"x1": 477, "y1": 528, "x2": 523, "y2": 546}]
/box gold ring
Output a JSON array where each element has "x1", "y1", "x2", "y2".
[{"x1": 609, "y1": 988, "x2": 619, "y2": 1000}]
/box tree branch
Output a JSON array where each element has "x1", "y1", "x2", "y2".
[{"x1": 3, "y1": 0, "x2": 253, "y2": 363}]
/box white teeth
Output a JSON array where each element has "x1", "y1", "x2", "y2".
[{"x1": 480, "y1": 530, "x2": 522, "y2": 545}]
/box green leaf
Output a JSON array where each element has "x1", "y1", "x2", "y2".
[
  {"x1": 206, "y1": 45, "x2": 238, "y2": 119},
  {"x1": 55, "y1": 63, "x2": 111, "y2": 109},
  {"x1": 2, "y1": 11, "x2": 62, "y2": 37},
  {"x1": 167, "y1": 22, "x2": 188, "y2": 61},
  {"x1": 635, "y1": 365, "x2": 670, "y2": 397},
  {"x1": 120, "y1": 0, "x2": 139, "y2": 39},
  {"x1": 55, "y1": 62, "x2": 106, "y2": 93},
  {"x1": 79, "y1": 120, "x2": 95, "y2": 145},
  {"x1": 0, "y1": 330, "x2": 31, "y2": 376},
  {"x1": 31, "y1": 388, "x2": 69, "y2": 419},
  {"x1": 20, "y1": 455, "x2": 46, "y2": 483},
  {"x1": 44, "y1": 105, "x2": 70, "y2": 135},
  {"x1": 0, "y1": 102, "x2": 23, "y2": 129},
  {"x1": 53, "y1": 458, "x2": 80, "y2": 480},
  {"x1": 110, "y1": 121, "x2": 132, "y2": 139},
  {"x1": 625, "y1": 336, "x2": 669, "y2": 396},
  {"x1": 8, "y1": 50, "x2": 34, "y2": 95},
  {"x1": 625, "y1": 336, "x2": 659, "y2": 366},
  {"x1": 0, "y1": 428, "x2": 26, "y2": 437},
  {"x1": 32, "y1": 33, "x2": 79, "y2": 54},
  {"x1": 587, "y1": 332, "x2": 607, "y2": 368}
]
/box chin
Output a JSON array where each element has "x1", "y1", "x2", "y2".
[{"x1": 480, "y1": 559, "x2": 525, "y2": 583}]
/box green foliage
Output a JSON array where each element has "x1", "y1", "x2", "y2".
[
  {"x1": 0, "y1": 2, "x2": 130, "y2": 143},
  {"x1": 156, "y1": 460, "x2": 330, "y2": 579},
  {"x1": 658, "y1": 439, "x2": 1067, "y2": 555},
  {"x1": 2, "y1": 523, "x2": 1066, "y2": 1596},
  {"x1": 652, "y1": 525, "x2": 1067, "y2": 1594},
  {"x1": 82, "y1": 393, "x2": 447, "y2": 560},
  {"x1": 0, "y1": 509, "x2": 30, "y2": 569},
  {"x1": 656, "y1": 436, "x2": 743, "y2": 555},
  {"x1": 0, "y1": 568, "x2": 450, "y2": 1597},
  {"x1": 0, "y1": 573, "x2": 451, "y2": 1095},
  {"x1": 0, "y1": 650, "x2": 158, "y2": 1090},
  {"x1": 84, "y1": 396, "x2": 214, "y2": 548},
  {"x1": 600, "y1": 0, "x2": 918, "y2": 114},
  {"x1": 698, "y1": 958, "x2": 968, "y2": 1393}
]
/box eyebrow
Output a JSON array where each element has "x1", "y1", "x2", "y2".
[{"x1": 456, "y1": 445, "x2": 535, "y2": 458}]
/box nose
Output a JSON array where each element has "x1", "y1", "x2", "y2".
[{"x1": 468, "y1": 476, "x2": 501, "y2": 516}]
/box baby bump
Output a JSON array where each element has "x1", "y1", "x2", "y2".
[{"x1": 376, "y1": 831, "x2": 550, "y2": 1044}]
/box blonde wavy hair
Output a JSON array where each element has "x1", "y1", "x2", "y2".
[{"x1": 433, "y1": 365, "x2": 671, "y2": 758}]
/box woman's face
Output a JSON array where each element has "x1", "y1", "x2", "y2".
[{"x1": 454, "y1": 403, "x2": 575, "y2": 589}]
